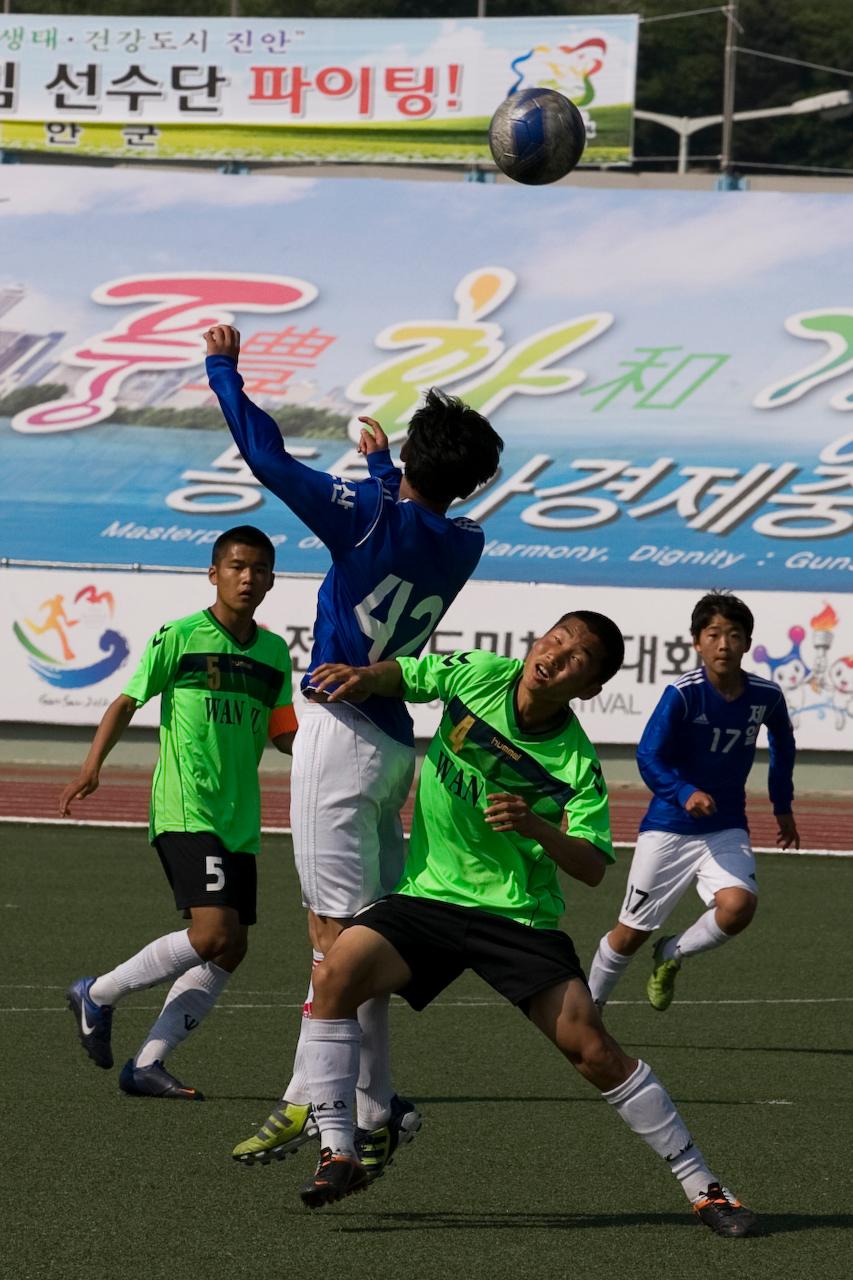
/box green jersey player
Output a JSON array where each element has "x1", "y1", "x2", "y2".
[
  {"x1": 291, "y1": 612, "x2": 757, "y2": 1237},
  {"x1": 61, "y1": 526, "x2": 296, "y2": 1100}
]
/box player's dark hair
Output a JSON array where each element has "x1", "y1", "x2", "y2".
[
  {"x1": 690, "y1": 591, "x2": 753, "y2": 643},
  {"x1": 403, "y1": 387, "x2": 503, "y2": 506},
  {"x1": 556, "y1": 611, "x2": 625, "y2": 685},
  {"x1": 211, "y1": 525, "x2": 276, "y2": 569}
]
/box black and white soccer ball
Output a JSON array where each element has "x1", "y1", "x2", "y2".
[{"x1": 488, "y1": 87, "x2": 586, "y2": 185}]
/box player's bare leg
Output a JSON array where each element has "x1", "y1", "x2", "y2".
[{"x1": 527, "y1": 978, "x2": 756, "y2": 1236}]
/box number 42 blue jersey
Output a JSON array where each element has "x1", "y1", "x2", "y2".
[{"x1": 207, "y1": 356, "x2": 485, "y2": 747}]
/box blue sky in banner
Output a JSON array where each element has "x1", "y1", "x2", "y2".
[{"x1": 2, "y1": 167, "x2": 853, "y2": 589}]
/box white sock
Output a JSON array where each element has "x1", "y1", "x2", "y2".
[
  {"x1": 588, "y1": 935, "x2": 633, "y2": 1005},
  {"x1": 355, "y1": 995, "x2": 393, "y2": 1130},
  {"x1": 282, "y1": 951, "x2": 323, "y2": 1106},
  {"x1": 603, "y1": 1060, "x2": 715, "y2": 1202},
  {"x1": 305, "y1": 1018, "x2": 361, "y2": 1157},
  {"x1": 135, "y1": 961, "x2": 231, "y2": 1068},
  {"x1": 667, "y1": 909, "x2": 730, "y2": 961},
  {"x1": 89, "y1": 930, "x2": 201, "y2": 1006}
]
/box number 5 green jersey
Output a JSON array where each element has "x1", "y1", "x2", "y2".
[
  {"x1": 395, "y1": 650, "x2": 614, "y2": 930},
  {"x1": 123, "y1": 609, "x2": 294, "y2": 854}
]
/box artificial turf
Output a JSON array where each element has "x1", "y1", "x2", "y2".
[{"x1": 2, "y1": 823, "x2": 851, "y2": 1280}]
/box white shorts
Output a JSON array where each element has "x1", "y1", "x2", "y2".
[
  {"x1": 290, "y1": 699, "x2": 416, "y2": 918},
  {"x1": 617, "y1": 827, "x2": 758, "y2": 932}
]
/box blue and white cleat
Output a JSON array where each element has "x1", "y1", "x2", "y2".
[
  {"x1": 119, "y1": 1058, "x2": 205, "y2": 1101},
  {"x1": 66, "y1": 977, "x2": 113, "y2": 1069}
]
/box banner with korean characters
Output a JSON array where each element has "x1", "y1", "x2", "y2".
[
  {"x1": 4, "y1": 567, "x2": 852, "y2": 751},
  {"x1": 3, "y1": 167, "x2": 853, "y2": 611},
  {"x1": 0, "y1": 14, "x2": 638, "y2": 165}
]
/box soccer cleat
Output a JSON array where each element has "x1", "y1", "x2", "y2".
[
  {"x1": 66, "y1": 977, "x2": 114, "y2": 1069},
  {"x1": 692, "y1": 1183, "x2": 757, "y2": 1237},
  {"x1": 355, "y1": 1094, "x2": 423, "y2": 1181},
  {"x1": 646, "y1": 936, "x2": 681, "y2": 1011},
  {"x1": 299, "y1": 1148, "x2": 369, "y2": 1209},
  {"x1": 354, "y1": 1123, "x2": 392, "y2": 1181},
  {"x1": 231, "y1": 1101, "x2": 318, "y2": 1165},
  {"x1": 118, "y1": 1058, "x2": 204, "y2": 1101},
  {"x1": 389, "y1": 1093, "x2": 422, "y2": 1147}
]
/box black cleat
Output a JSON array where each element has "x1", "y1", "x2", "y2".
[
  {"x1": 299, "y1": 1148, "x2": 369, "y2": 1209},
  {"x1": 118, "y1": 1058, "x2": 205, "y2": 1101},
  {"x1": 693, "y1": 1183, "x2": 757, "y2": 1237}
]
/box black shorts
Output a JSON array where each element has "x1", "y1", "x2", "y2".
[
  {"x1": 353, "y1": 895, "x2": 586, "y2": 1014},
  {"x1": 154, "y1": 832, "x2": 258, "y2": 926}
]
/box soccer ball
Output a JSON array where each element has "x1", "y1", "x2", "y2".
[{"x1": 488, "y1": 88, "x2": 586, "y2": 186}]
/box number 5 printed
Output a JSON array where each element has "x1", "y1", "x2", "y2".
[{"x1": 206, "y1": 855, "x2": 225, "y2": 892}]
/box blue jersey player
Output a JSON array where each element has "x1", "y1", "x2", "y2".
[
  {"x1": 204, "y1": 324, "x2": 503, "y2": 1174},
  {"x1": 588, "y1": 592, "x2": 798, "y2": 1012}
]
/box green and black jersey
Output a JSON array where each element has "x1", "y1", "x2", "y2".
[
  {"x1": 123, "y1": 609, "x2": 293, "y2": 853},
  {"x1": 395, "y1": 650, "x2": 613, "y2": 930}
]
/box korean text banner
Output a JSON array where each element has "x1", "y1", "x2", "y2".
[
  {"x1": 6, "y1": 570, "x2": 853, "y2": 752},
  {"x1": 0, "y1": 14, "x2": 638, "y2": 164},
  {"x1": 2, "y1": 168, "x2": 853, "y2": 601}
]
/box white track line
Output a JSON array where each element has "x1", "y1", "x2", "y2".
[
  {"x1": 2, "y1": 995, "x2": 852, "y2": 1013},
  {"x1": 1, "y1": 815, "x2": 851, "y2": 857}
]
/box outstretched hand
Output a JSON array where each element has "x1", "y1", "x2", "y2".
[
  {"x1": 204, "y1": 324, "x2": 241, "y2": 361},
  {"x1": 357, "y1": 416, "x2": 390, "y2": 456}
]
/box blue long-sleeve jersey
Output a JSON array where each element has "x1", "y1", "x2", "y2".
[
  {"x1": 207, "y1": 356, "x2": 485, "y2": 747},
  {"x1": 638, "y1": 667, "x2": 796, "y2": 836}
]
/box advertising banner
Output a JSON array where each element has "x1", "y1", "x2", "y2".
[
  {"x1": 2, "y1": 166, "x2": 853, "y2": 745},
  {"x1": 0, "y1": 14, "x2": 638, "y2": 164},
  {"x1": 5, "y1": 569, "x2": 853, "y2": 751}
]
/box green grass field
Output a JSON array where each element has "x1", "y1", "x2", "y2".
[{"x1": 2, "y1": 823, "x2": 851, "y2": 1280}]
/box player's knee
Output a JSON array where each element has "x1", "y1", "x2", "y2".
[
  {"x1": 311, "y1": 952, "x2": 357, "y2": 1015},
  {"x1": 189, "y1": 920, "x2": 242, "y2": 961},
  {"x1": 609, "y1": 923, "x2": 649, "y2": 956},
  {"x1": 575, "y1": 1029, "x2": 632, "y2": 1089},
  {"x1": 716, "y1": 892, "x2": 757, "y2": 934}
]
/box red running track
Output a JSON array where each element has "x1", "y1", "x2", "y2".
[{"x1": 2, "y1": 763, "x2": 852, "y2": 852}]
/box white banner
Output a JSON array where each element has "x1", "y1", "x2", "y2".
[{"x1": 5, "y1": 567, "x2": 852, "y2": 750}]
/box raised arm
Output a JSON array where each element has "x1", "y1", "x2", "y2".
[{"x1": 205, "y1": 326, "x2": 382, "y2": 553}]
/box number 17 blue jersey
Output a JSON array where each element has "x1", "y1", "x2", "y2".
[
  {"x1": 207, "y1": 356, "x2": 485, "y2": 746},
  {"x1": 637, "y1": 667, "x2": 796, "y2": 835}
]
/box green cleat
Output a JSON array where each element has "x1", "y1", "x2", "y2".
[
  {"x1": 646, "y1": 935, "x2": 681, "y2": 1011},
  {"x1": 231, "y1": 1101, "x2": 318, "y2": 1166}
]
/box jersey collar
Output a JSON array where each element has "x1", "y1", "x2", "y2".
[{"x1": 204, "y1": 608, "x2": 258, "y2": 651}]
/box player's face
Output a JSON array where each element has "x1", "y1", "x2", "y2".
[
  {"x1": 521, "y1": 618, "x2": 604, "y2": 704},
  {"x1": 209, "y1": 543, "x2": 274, "y2": 614},
  {"x1": 694, "y1": 612, "x2": 749, "y2": 675}
]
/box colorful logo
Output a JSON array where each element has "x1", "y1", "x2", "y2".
[
  {"x1": 754, "y1": 603, "x2": 853, "y2": 731},
  {"x1": 13, "y1": 584, "x2": 130, "y2": 687},
  {"x1": 509, "y1": 39, "x2": 606, "y2": 108}
]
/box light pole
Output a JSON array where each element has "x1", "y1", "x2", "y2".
[{"x1": 635, "y1": 90, "x2": 853, "y2": 175}]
